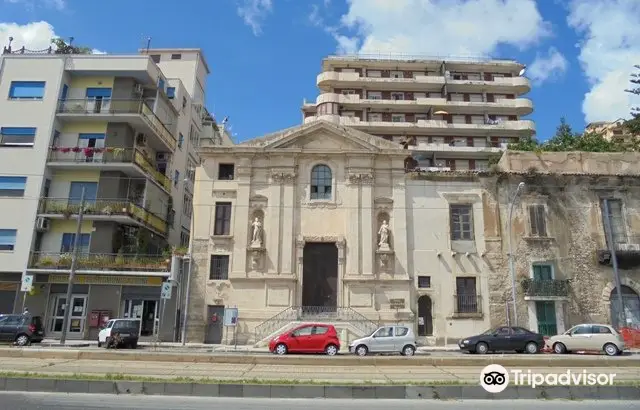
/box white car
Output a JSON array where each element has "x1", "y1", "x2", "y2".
[
  {"x1": 546, "y1": 324, "x2": 625, "y2": 356},
  {"x1": 98, "y1": 318, "x2": 140, "y2": 349},
  {"x1": 349, "y1": 325, "x2": 417, "y2": 356}
]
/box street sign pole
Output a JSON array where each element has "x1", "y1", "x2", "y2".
[
  {"x1": 20, "y1": 275, "x2": 34, "y2": 313},
  {"x1": 158, "y1": 282, "x2": 172, "y2": 343}
]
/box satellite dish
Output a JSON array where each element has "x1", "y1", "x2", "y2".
[{"x1": 518, "y1": 67, "x2": 526, "y2": 76}]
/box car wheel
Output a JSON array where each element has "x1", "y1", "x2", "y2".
[
  {"x1": 402, "y1": 345, "x2": 416, "y2": 356},
  {"x1": 275, "y1": 343, "x2": 288, "y2": 355},
  {"x1": 130, "y1": 341, "x2": 138, "y2": 349},
  {"x1": 553, "y1": 342, "x2": 567, "y2": 354},
  {"x1": 97, "y1": 341, "x2": 102, "y2": 348},
  {"x1": 475, "y1": 342, "x2": 489, "y2": 354},
  {"x1": 604, "y1": 343, "x2": 619, "y2": 356},
  {"x1": 355, "y1": 345, "x2": 368, "y2": 357},
  {"x1": 525, "y1": 342, "x2": 539, "y2": 354},
  {"x1": 15, "y1": 334, "x2": 30, "y2": 347},
  {"x1": 325, "y1": 344, "x2": 338, "y2": 356}
]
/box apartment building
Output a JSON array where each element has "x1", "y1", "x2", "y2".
[
  {"x1": 585, "y1": 119, "x2": 636, "y2": 142},
  {"x1": 0, "y1": 46, "x2": 227, "y2": 341},
  {"x1": 302, "y1": 56, "x2": 535, "y2": 171}
]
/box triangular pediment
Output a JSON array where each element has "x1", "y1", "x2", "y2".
[{"x1": 237, "y1": 120, "x2": 403, "y2": 152}]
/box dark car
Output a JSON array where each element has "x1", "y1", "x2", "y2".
[
  {"x1": 0, "y1": 314, "x2": 44, "y2": 346},
  {"x1": 458, "y1": 326, "x2": 546, "y2": 354}
]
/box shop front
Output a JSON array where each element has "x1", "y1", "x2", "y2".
[{"x1": 27, "y1": 273, "x2": 176, "y2": 341}]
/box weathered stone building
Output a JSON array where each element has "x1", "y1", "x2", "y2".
[{"x1": 486, "y1": 151, "x2": 640, "y2": 334}]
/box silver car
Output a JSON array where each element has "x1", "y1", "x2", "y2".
[{"x1": 349, "y1": 325, "x2": 417, "y2": 356}]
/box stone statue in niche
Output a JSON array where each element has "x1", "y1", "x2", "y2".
[
  {"x1": 250, "y1": 217, "x2": 263, "y2": 248},
  {"x1": 378, "y1": 220, "x2": 391, "y2": 251}
]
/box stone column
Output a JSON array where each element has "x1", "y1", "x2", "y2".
[
  {"x1": 267, "y1": 172, "x2": 283, "y2": 274},
  {"x1": 360, "y1": 174, "x2": 374, "y2": 275},
  {"x1": 231, "y1": 177, "x2": 251, "y2": 275},
  {"x1": 391, "y1": 171, "x2": 408, "y2": 275},
  {"x1": 345, "y1": 175, "x2": 360, "y2": 276},
  {"x1": 186, "y1": 238, "x2": 209, "y2": 342},
  {"x1": 280, "y1": 174, "x2": 296, "y2": 275},
  {"x1": 336, "y1": 239, "x2": 346, "y2": 305}
]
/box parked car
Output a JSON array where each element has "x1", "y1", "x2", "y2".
[
  {"x1": 268, "y1": 323, "x2": 340, "y2": 355},
  {"x1": 349, "y1": 325, "x2": 417, "y2": 356},
  {"x1": 547, "y1": 324, "x2": 625, "y2": 356},
  {"x1": 458, "y1": 326, "x2": 545, "y2": 354},
  {"x1": 98, "y1": 318, "x2": 141, "y2": 349},
  {"x1": 0, "y1": 314, "x2": 44, "y2": 346}
]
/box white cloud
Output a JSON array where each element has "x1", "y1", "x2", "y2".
[
  {"x1": 527, "y1": 46, "x2": 569, "y2": 84},
  {"x1": 237, "y1": 0, "x2": 273, "y2": 36},
  {"x1": 309, "y1": 4, "x2": 323, "y2": 27},
  {"x1": 329, "y1": 0, "x2": 552, "y2": 57},
  {"x1": 0, "y1": 21, "x2": 106, "y2": 54},
  {"x1": 0, "y1": 21, "x2": 56, "y2": 52},
  {"x1": 567, "y1": 0, "x2": 640, "y2": 123}
]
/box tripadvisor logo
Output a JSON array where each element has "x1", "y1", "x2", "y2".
[{"x1": 480, "y1": 364, "x2": 617, "y2": 393}]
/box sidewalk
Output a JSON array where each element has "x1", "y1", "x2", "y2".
[{"x1": 38, "y1": 338, "x2": 462, "y2": 353}]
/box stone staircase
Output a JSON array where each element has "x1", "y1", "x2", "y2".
[{"x1": 253, "y1": 306, "x2": 380, "y2": 348}]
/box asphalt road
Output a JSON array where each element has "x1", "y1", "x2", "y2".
[{"x1": 0, "y1": 393, "x2": 637, "y2": 410}]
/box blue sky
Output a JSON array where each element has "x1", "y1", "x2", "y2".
[{"x1": 1, "y1": 0, "x2": 638, "y2": 143}]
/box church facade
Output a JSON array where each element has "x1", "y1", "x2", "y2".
[{"x1": 186, "y1": 120, "x2": 494, "y2": 345}]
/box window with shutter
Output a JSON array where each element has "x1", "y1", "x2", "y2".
[{"x1": 528, "y1": 204, "x2": 547, "y2": 236}]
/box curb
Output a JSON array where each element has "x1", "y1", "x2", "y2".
[
  {"x1": 0, "y1": 377, "x2": 638, "y2": 400},
  {"x1": 2, "y1": 348, "x2": 640, "y2": 367}
]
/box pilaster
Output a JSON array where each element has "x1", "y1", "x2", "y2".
[
  {"x1": 231, "y1": 177, "x2": 251, "y2": 275},
  {"x1": 345, "y1": 176, "x2": 360, "y2": 275},
  {"x1": 361, "y1": 175, "x2": 374, "y2": 275},
  {"x1": 391, "y1": 171, "x2": 408, "y2": 275},
  {"x1": 267, "y1": 173, "x2": 282, "y2": 274},
  {"x1": 280, "y1": 176, "x2": 296, "y2": 274}
]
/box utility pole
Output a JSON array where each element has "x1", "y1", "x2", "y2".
[
  {"x1": 59, "y1": 187, "x2": 86, "y2": 345},
  {"x1": 602, "y1": 199, "x2": 627, "y2": 329}
]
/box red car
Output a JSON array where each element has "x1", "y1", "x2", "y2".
[{"x1": 268, "y1": 323, "x2": 340, "y2": 356}]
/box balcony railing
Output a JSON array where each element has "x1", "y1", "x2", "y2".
[
  {"x1": 521, "y1": 279, "x2": 571, "y2": 298},
  {"x1": 29, "y1": 251, "x2": 169, "y2": 272},
  {"x1": 57, "y1": 98, "x2": 176, "y2": 150},
  {"x1": 47, "y1": 147, "x2": 171, "y2": 191},
  {"x1": 453, "y1": 294, "x2": 482, "y2": 315},
  {"x1": 38, "y1": 198, "x2": 168, "y2": 234}
]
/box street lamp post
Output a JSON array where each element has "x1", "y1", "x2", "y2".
[{"x1": 507, "y1": 182, "x2": 525, "y2": 327}]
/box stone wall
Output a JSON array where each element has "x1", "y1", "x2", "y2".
[{"x1": 498, "y1": 151, "x2": 640, "y2": 175}]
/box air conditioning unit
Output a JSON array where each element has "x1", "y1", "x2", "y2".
[
  {"x1": 133, "y1": 84, "x2": 144, "y2": 95},
  {"x1": 35, "y1": 217, "x2": 50, "y2": 232},
  {"x1": 156, "y1": 153, "x2": 169, "y2": 162}
]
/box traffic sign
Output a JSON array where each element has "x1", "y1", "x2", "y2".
[
  {"x1": 160, "y1": 282, "x2": 172, "y2": 299},
  {"x1": 223, "y1": 308, "x2": 239, "y2": 327},
  {"x1": 21, "y1": 275, "x2": 34, "y2": 292}
]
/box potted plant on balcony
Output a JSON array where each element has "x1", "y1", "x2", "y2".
[
  {"x1": 37, "y1": 256, "x2": 55, "y2": 267},
  {"x1": 71, "y1": 147, "x2": 81, "y2": 153},
  {"x1": 60, "y1": 147, "x2": 71, "y2": 153},
  {"x1": 113, "y1": 148, "x2": 125, "y2": 159},
  {"x1": 104, "y1": 147, "x2": 114, "y2": 153},
  {"x1": 58, "y1": 254, "x2": 72, "y2": 267},
  {"x1": 62, "y1": 208, "x2": 73, "y2": 219},
  {"x1": 83, "y1": 147, "x2": 94, "y2": 156},
  {"x1": 50, "y1": 146, "x2": 59, "y2": 152},
  {"x1": 172, "y1": 246, "x2": 188, "y2": 257}
]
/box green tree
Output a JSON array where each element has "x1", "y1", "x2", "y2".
[
  {"x1": 624, "y1": 64, "x2": 640, "y2": 136},
  {"x1": 51, "y1": 37, "x2": 92, "y2": 55}
]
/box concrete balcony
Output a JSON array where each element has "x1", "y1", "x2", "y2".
[
  {"x1": 597, "y1": 237, "x2": 640, "y2": 269},
  {"x1": 306, "y1": 116, "x2": 535, "y2": 136},
  {"x1": 37, "y1": 198, "x2": 168, "y2": 236},
  {"x1": 316, "y1": 71, "x2": 531, "y2": 94},
  {"x1": 313, "y1": 93, "x2": 533, "y2": 115},
  {"x1": 407, "y1": 142, "x2": 504, "y2": 157},
  {"x1": 47, "y1": 147, "x2": 172, "y2": 192},
  {"x1": 56, "y1": 99, "x2": 177, "y2": 151},
  {"x1": 317, "y1": 72, "x2": 445, "y2": 91},
  {"x1": 27, "y1": 251, "x2": 170, "y2": 274},
  {"x1": 521, "y1": 279, "x2": 571, "y2": 301}
]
